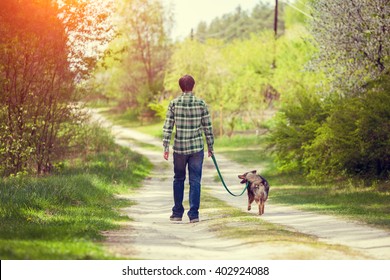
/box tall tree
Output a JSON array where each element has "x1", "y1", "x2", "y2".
[
  {"x1": 59, "y1": 0, "x2": 116, "y2": 78},
  {"x1": 309, "y1": 0, "x2": 389, "y2": 94},
  {"x1": 0, "y1": 0, "x2": 115, "y2": 176},
  {"x1": 120, "y1": 0, "x2": 172, "y2": 113}
]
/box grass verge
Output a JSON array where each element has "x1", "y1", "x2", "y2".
[
  {"x1": 97, "y1": 107, "x2": 164, "y2": 139},
  {"x1": 201, "y1": 191, "x2": 368, "y2": 259},
  {"x1": 0, "y1": 135, "x2": 152, "y2": 259},
  {"x1": 215, "y1": 135, "x2": 390, "y2": 230}
]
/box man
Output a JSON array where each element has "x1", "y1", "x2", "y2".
[{"x1": 163, "y1": 75, "x2": 214, "y2": 223}]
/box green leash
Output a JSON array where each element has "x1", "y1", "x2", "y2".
[{"x1": 211, "y1": 154, "x2": 249, "y2": 197}]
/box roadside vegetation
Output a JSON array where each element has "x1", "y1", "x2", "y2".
[
  {"x1": 215, "y1": 135, "x2": 390, "y2": 230},
  {"x1": 0, "y1": 126, "x2": 152, "y2": 259},
  {"x1": 201, "y1": 192, "x2": 368, "y2": 259},
  {"x1": 98, "y1": 111, "x2": 390, "y2": 231},
  {"x1": 1, "y1": 0, "x2": 388, "y2": 260}
]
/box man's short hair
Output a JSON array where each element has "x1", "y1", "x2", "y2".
[{"x1": 179, "y1": 75, "x2": 195, "y2": 92}]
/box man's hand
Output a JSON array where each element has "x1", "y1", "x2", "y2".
[
  {"x1": 208, "y1": 150, "x2": 213, "y2": 157},
  {"x1": 164, "y1": 151, "x2": 169, "y2": 161}
]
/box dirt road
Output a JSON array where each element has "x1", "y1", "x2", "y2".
[{"x1": 89, "y1": 110, "x2": 390, "y2": 260}]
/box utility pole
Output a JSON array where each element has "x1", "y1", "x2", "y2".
[
  {"x1": 272, "y1": 0, "x2": 278, "y2": 69},
  {"x1": 274, "y1": 0, "x2": 279, "y2": 37}
]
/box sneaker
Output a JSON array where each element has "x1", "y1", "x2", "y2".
[
  {"x1": 189, "y1": 218, "x2": 199, "y2": 223},
  {"x1": 170, "y1": 215, "x2": 182, "y2": 222}
]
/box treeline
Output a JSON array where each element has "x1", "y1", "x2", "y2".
[
  {"x1": 194, "y1": 2, "x2": 285, "y2": 42},
  {"x1": 0, "y1": 0, "x2": 114, "y2": 176}
]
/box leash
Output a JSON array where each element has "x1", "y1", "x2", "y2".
[{"x1": 211, "y1": 154, "x2": 249, "y2": 197}]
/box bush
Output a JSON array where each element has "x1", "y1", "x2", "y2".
[
  {"x1": 268, "y1": 90, "x2": 328, "y2": 174},
  {"x1": 270, "y1": 76, "x2": 390, "y2": 182},
  {"x1": 304, "y1": 77, "x2": 390, "y2": 180}
]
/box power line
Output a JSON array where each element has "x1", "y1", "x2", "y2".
[
  {"x1": 293, "y1": 0, "x2": 313, "y2": 11},
  {"x1": 280, "y1": 0, "x2": 314, "y2": 19}
]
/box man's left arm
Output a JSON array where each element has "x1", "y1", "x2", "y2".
[
  {"x1": 163, "y1": 102, "x2": 175, "y2": 160},
  {"x1": 201, "y1": 103, "x2": 214, "y2": 157}
]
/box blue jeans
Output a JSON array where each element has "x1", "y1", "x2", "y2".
[{"x1": 172, "y1": 150, "x2": 204, "y2": 219}]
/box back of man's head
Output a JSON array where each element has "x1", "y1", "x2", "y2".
[{"x1": 179, "y1": 75, "x2": 195, "y2": 92}]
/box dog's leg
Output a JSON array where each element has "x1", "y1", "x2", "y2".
[
  {"x1": 259, "y1": 199, "x2": 263, "y2": 215},
  {"x1": 261, "y1": 201, "x2": 265, "y2": 215},
  {"x1": 254, "y1": 197, "x2": 261, "y2": 215},
  {"x1": 248, "y1": 192, "x2": 254, "y2": 211}
]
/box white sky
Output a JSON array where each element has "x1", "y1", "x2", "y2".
[{"x1": 162, "y1": 0, "x2": 274, "y2": 40}]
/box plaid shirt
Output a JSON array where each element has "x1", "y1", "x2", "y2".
[{"x1": 163, "y1": 92, "x2": 214, "y2": 155}]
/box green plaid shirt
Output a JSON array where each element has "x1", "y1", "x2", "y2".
[{"x1": 163, "y1": 92, "x2": 214, "y2": 155}]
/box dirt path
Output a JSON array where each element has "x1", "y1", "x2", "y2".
[{"x1": 89, "y1": 109, "x2": 390, "y2": 260}]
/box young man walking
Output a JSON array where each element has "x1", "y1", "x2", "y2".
[{"x1": 163, "y1": 75, "x2": 214, "y2": 223}]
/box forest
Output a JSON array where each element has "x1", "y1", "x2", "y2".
[{"x1": 1, "y1": 0, "x2": 389, "y2": 183}]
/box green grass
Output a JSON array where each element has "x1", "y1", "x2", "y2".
[
  {"x1": 271, "y1": 184, "x2": 390, "y2": 228},
  {"x1": 201, "y1": 191, "x2": 367, "y2": 259},
  {"x1": 98, "y1": 107, "x2": 164, "y2": 139},
  {"x1": 215, "y1": 134, "x2": 390, "y2": 230},
  {"x1": 0, "y1": 141, "x2": 152, "y2": 259}
]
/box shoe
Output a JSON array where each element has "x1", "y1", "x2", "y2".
[
  {"x1": 170, "y1": 215, "x2": 182, "y2": 221},
  {"x1": 189, "y1": 218, "x2": 199, "y2": 223}
]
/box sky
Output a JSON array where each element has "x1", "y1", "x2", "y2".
[{"x1": 162, "y1": 0, "x2": 274, "y2": 40}]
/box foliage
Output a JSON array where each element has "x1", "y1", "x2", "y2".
[
  {"x1": 0, "y1": 126, "x2": 152, "y2": 259},
  {"x1": 0, "y1": 0, "x2": 75, "y2": 176},
  {"x1": 284, "y1": 0, "x2": 313, "y2": 28},
  {"x1": 59, "y1": 0, "x2": 116, "y2": 77},
  {"x1": 268, "y1": 89, "x2": 328, "y2": 174},
  {"x1": 304, "y1": 76, "x2": 390, "y2": 180},
  {"x1": 84, "y1": 0, "x2": 172, "y2": 116},
  {"x1": 270, "y1": 76, "x2": 390, "y2": 181},
  {"x1": 309, "y1": 0, "x2": 390, "y2": 94},
  {"x1": 269, "y1": 0, "x2": 390, "y2": 182},
  {"x1": 0, "y1": 0, "x2": 114, "y2": 177},
  {"x1": 194, "y1": 2, "x2": 285, "y2": 42},
  {"x1": 163, "y1": 25, "x2": 320, "y2": 136}
]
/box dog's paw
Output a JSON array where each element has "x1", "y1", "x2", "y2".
[{"x1": 247, "y1": 206, "x2": 251, "y2": 211}]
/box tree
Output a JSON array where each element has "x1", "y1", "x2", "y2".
[
  {"x1": 59, "y1": 0, "x2": 116, "y2": 78},
  {"x1": 303, "y1": 75, "x2": 390, "y2": 180},
  {"x1": 0, "y1": 0, "x2": 115, "y2": 176},
  {"x1": 269, "y1": 0, "x2": 390, "y2": 181},
  {"x1": 194, "y1": 2, "x2": 284, "y2": 42},
  {"x1": 120, "y1": 0, "x2": 172, "y2": 114},
  {"x1": 309, "y1": 0, "x2": 390, "y2": 94},
  {"x1": 0, "y1": 0, "x2": 75, "y2": 175}
]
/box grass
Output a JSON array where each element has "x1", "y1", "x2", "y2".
[
  {"x1": 215, "y1": 134, "x2": 390, "y2": 230},
  {"x1": 0, "y1": 137, "x2": 152, "y2": 259},
  {"x1": 97, "y1": 107, "x2": 164, "y2": 139},
  {"x1": 200, "y1": 191, "x2": 367, "y2": 259}
]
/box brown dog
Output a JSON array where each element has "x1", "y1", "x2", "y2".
[{"x1": 238, "y1": 170, "x2": 270, "y2": 215}]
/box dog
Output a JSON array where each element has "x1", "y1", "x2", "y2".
[{"x1": 238, "y1": 170, "x2": 270, "y2": 215}]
